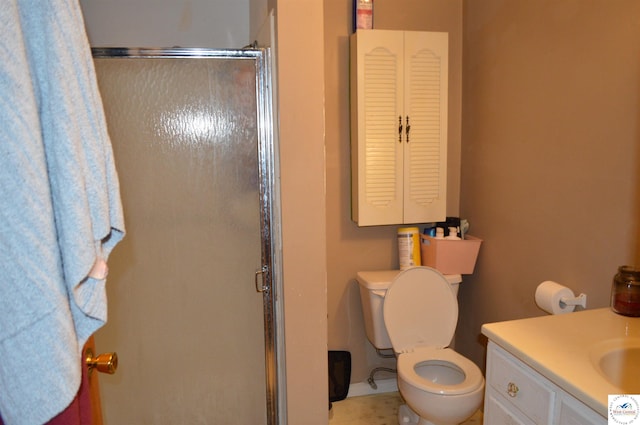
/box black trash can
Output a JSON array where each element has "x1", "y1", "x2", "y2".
[{"x1": 328, "y1": 350, "x2": 351, "y2": 410}]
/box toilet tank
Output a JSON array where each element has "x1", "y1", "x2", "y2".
[{"x1": 356, "y1": 269, "x2": 462, "y2": 350}]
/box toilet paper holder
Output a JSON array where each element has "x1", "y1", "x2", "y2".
[
  {"x1": 559, "y1": 293, "x2": 587, "y2": 309},
  {"x1": 535, "y1": 281, "x2": 588, "y2": 314}
]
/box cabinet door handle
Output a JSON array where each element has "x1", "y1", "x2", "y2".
[
  {"x1": 405, "y1": 116, "x2": 411, "y2": 142},
  {"x1": 398, "y1": 116, "x2": 403, "y2": 142},
  {"x1": 507, "y1": 382, "x2": 519, "y2": 397}
]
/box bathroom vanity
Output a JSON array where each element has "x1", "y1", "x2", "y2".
[{"x1": 482, "y1": 308, "x2": 640, "y2": 424}]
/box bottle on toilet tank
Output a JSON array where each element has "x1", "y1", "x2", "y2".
[{"x1": 397, "y1": 227, "x2": 421, "y2": 270}]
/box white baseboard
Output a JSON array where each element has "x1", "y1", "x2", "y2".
[{"x1": 347, "y1": 378, "x2": 398, "y2": 398}]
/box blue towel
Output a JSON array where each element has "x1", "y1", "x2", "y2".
[{"x1": 0, "y1": 1, "x2": 125, "y2": 424}]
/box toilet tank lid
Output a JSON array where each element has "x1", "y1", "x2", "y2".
[
  {"x1": 356, "y1": 269, "x2": 461, "y2": 290},
  {"x1": 356, "y1": 270, "x2": 402, "y2": 290}
]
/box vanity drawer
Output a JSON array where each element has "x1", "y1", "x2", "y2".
[{"x1": 489, "y1": 344, "x2": 555, "y2": 424}]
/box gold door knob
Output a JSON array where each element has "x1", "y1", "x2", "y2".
[{"x1": 85, "y1": 348, "x2": 118, "y2": 374}]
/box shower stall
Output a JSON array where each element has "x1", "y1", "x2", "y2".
[{"x1": 92, "y1": 48, "x2": 282, "y2": 424}]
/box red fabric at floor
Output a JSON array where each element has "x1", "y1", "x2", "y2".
[{"x1": 0, "y1": 359, "x2": 93, "y2": 425}]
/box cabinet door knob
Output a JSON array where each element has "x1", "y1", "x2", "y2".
[
  {"x1": 507, "y1": 382, "x2": 519, "y2": 397},
  {"x1": 398, "y1": 116, "x2": 403, "y2": 142}
]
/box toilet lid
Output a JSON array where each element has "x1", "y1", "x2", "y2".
[{"x1": 383, "y1": 267, "x2": 458, "y2": 353}]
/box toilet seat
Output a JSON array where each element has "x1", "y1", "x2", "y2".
[
  {"x1": 383, "y1": 267, "x2": 458, "y2": 352},
  {"x1": 397, "y1": 347, "x2": 484, "y2": 395},
  {"x1": 383, "y1": 267, "x2": 484, "y2": 396}
]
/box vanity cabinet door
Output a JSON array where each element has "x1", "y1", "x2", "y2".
[
  {"x1": 485, "y1": 393, "x2": 535, "y2": 425},
  {"x1": 557, "y1": 395, "x2": 606, "y2": 425}
]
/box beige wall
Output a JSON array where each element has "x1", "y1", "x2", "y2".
[
  {"x1": 457, "y1": 0, "x2": 640, "y2": 369},
  {"x1": 275, "y1": 1, "x2": 329, "y2": 423},
  {"x1": 80, "y1": 0, "x2": 249, "y2": 48},
  {"x1": 324, "y1": 0, "x2": 463, "y2": 385}
]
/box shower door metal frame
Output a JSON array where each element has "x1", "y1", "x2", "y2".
[{"x1": 91, "y1": 47, "x2": 284, "y2": 425}]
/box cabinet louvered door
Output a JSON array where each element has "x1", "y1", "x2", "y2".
[
  {"x1": 351, "y1": 30, "x2": 404, "y2": 225},
  {"x1": 403, "y1": 32, "x2": 448, "y2": 224},
  {"x1": 350, "y1": 30, "x2": 448, "y2": 226}
]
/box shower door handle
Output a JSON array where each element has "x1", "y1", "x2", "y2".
[{"x1": 255, "y1": 265, "x2": 269, "y2": 293}]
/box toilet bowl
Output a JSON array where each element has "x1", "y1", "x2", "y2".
[
  {"x1": 397, "y1": 348, "x2": 484, "y2": 425},
  {"x1": 381, "y1": 267, "x2": 485, "y2": 425}
]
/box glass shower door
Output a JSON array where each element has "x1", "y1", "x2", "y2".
[{"x1": 93, "y1": 51, "x2": 272, "y2": 424}]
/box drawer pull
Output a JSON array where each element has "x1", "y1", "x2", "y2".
[{"x1": 507, "y1": 382, "x2": 519, "y2": 397}]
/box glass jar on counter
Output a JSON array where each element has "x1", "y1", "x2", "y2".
[{"x1": 611, "y1": 265, "x2": 640, "y2": 317}]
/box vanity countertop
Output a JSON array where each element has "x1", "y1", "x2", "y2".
[{"x1": 481, "y1": 308, "x2": 640, "y2": 418}]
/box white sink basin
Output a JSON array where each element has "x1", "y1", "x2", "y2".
[{"x1": 590, "y1": 337, "x2": 640, "y2": 393}]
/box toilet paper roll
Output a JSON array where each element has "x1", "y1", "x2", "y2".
[{"x1": 535, "y1": 281, "x2": 576, "y2": 315}]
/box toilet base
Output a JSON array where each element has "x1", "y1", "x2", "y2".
[
  {"x1": 397, "y1": 404, "x2": 437, "y2": 425},
  {"x1": 398, "y1": 404, "x2": 419, "y2": 425},
  {"x1": 398, "y1": 403, "x2": 462, "y2": 425}
]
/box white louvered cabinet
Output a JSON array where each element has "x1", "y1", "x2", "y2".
[{"x1": 350, "y1": 30, "x2": 448, "y2": 226}]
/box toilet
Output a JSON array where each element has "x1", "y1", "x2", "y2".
[{"x1": 357, "y1": 267, "x2": 484, "y2": 425}]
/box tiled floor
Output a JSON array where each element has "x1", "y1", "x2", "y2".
[{"x1": 328, "y1": 392, "x2": 483, "y2": 425}]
